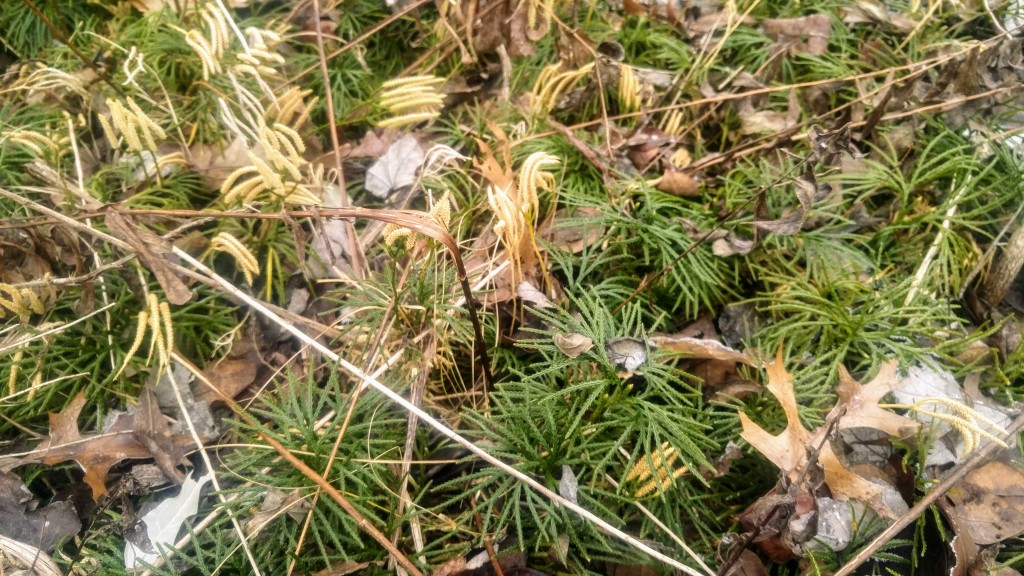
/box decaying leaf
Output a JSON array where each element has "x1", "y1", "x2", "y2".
[
  {"x1": 605, "y1": 337, "x2": 647, "y2": 372},
  {"x1": 518, "y1": 280, "x2": 553, "y2": 308},
  {"x1": 246, "y1": 488, "x2": 311, "y2": 537},
  {"x1": 538, "y1": 207, "x2": 604, "y2": 254},
  {"x1": 196, "y1": 356, "x2": 258, "y2": 406},
  {"x1": 762, "y1": 15, "x2": 832, "y2": 56},
  {"x1": 364, "y1": 134, "x2": 426, "y2": 198},
  {"x1": 555, "y1": 333, "x2": 593, "y2": 358},
  {"x1": 0, "y1": 535, "x2": 63, "y2": 576},
  {"x1": 750, "y1": 175, "x2": 818, "y2": 235},
  {"x1": 0, "y1": 393, "x2": 194, "y2": 500},
  {"x1": 650, "y1": 333, "x2": 756, "y2": 366},
  {"x1": 559, "y1": 465, "x2": 579, "y2": 505},
  {"x1": 134, "y1": 387, "x2": 187, "y2": 484},
  {"x1": 945, "y1": 460, "x2": 1024, "y2": 545},
  {"x1": 840, "y1": 0, "x2": 918, "y2": 33},
  {"x1": 0, "y1": 471, "x2": 80, "y2": 553},
  {"x1": 104, "y1": 210, "x2": 193, "y2": 305}
]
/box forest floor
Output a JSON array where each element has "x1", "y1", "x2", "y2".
[{"x1": 2, "y1": 0, "x2": 1024, "y2": 574}]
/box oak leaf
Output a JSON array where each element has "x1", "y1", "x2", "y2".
[
  {"x1": 0, "y1": 393, "x2": 192, "y2": 500},
  {"x1": 835, "y1": 362, "x2": 918, "y2": 439},
  {"x1": 740, "y1": 351, "x2": 905, "y2": 517}
]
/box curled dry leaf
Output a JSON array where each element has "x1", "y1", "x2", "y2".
[
  {"x1": 554, "y1": 333, "x2": 594, "y2": 358},
  {"x1": 0, "y1": 535, "x2": 63, "y2": 576},
  {"x1": 650, "y1": 170, "x2": 700, "y2": 197},
  {"x1": 605, "y1": 337, "x2": 647, "y2": 372},
  {"x1": 649, "y1": 333, "x2": 756, "y2": 366}
]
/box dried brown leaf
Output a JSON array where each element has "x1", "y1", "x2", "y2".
[
  {"x1": 762, "y1": 15, "x2": 832, "y2": 56},
  {"x1": 0, "y1": 393, "x2": 193, "y2": 500},
  {"x1": 196, "y1": 357, "x2": 259, "y2": 406},
  {"x1": 555, "y1": 333, "x2": 594, "y2": 358},
  {"x1": 651, "y1": 170, "x2": 700, "y2": 197},
  {"x1": 946, "y1": 460, "x2": 1024, "y2": 544},
  {"x1": 134, "y1": 387, "x2": 186, "y2": 484},
  {"x1": 104, "y1": 210, "x2": 193, "y2": 305},
  {"x1": 739, "y1": 349, "x2": 809, "y2": 476},
  {"x1": 835, "y1": 363, "x2": 918, "y2": 439},
  {"x1": 650, "y1": 333, "x2": 756, "y2": 366}
]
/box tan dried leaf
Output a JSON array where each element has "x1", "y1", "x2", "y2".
[{"x1": 554, "y1": 333, "x2": 594, "y2": 358}]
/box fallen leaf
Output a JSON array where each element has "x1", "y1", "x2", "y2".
[
  {"x1": 762, "y1": 15, "x2": 832, "y2": 56},
  {"x1": 739, "y1": 351, "x2": 901, "y2": 517},
  {"x1": 196, "y1": 357, "x2": 259, "y2": 406},
  {"x1": 721, "y1": 549, "x2": 769, "y2": 576},
  {"x1": 518, "y1": 280, "x2": 552, "y2": 308},
  {"x1": 305, "y1": 183, "x2": 354, "y2": 279},
  {"x1": 134, "y1": 387, "x2": 187, "y2": 484},
  {"x1": 841, "y1": 0, "x2": 918, "y2": 33},
  {"x1": 559, "y1": 465, "x2": 579, "y2": 505},
  {"x1": 153, "y1": 361, "x2": 218, "y2": 441},
  {"x1": 650, "y1": 333, "x2": 757, "y2": 366},
  {"x1": 246, "y1": 488, "x2": 311, "y2": 537},
  {"x1": 741, "y1": 110, "x2": 799, "y2": 136},
  {"x1": 739, "y1": 349, "x2": 809, "y2": 476},
  {"x1": 104, "y1": 210, "x2": 193, "y2": 305},
  {"x1": 946, "y1": 460, "x2": 1024, "y2": 545},
  {"x1": 554, "y1": 333, "x2": 594, "y2": 358},
  {"x1": 0, "y1": 471, "x2": 80, "y2": 553},
  {"x1": 365, "y1": 134, "x2": 426, "y2": 198},
  {"x1": 188, "y1": 136, "x2": 251, "y2": 192},
  {"x1": 124, "y1": 471, "x2": 212, "y2": 569},
  {"x1": 0, "y1": 535, "x2": 63, "y2": 576},
  {"x1": 890, "y1": 363, "x2": 968, "y2": 467},
  {"x1": 650, "y1": 170, "x2": 700, "y2": 197},
  {"x1": 0, "y1": 393, "x2": 194, "y2": 500},
  {"x1": 605, "y1": 337, "x2": 647, "y2": 372},
  {"x1": 835, "y1": 363, "x2": 918, "y2": 439},
  {"x1": 347, "y1": 129, "x2": 398, "y2": 158},
  {"x1": 750, "y1": 171, "x2": 821, "y2": 235},
  {"x1": 538, "y1": 207, "x2": 604, "y2": 254}
]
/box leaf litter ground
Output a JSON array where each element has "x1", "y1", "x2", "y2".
[{"x1": 1, "y1": 0, "x2": 1024, "y2": 574}]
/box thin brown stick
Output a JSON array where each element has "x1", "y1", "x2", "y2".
[
  {"x1": 207, "y1": 381, "x2": 425, "y2": 576},
  {"x1": 311, "y1": 0, "x2": 368, "y2": 277},
  {"x1": 833, "y1": 410, "x2": 1024, "y2": 576},
  {"x1": 17, "y1": 0, "x2": 126, "y2": 97},
  {"x1": 293, "y1": 0, "x2": 434, "y2": 82}
]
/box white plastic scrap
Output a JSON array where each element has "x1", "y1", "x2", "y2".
[{"x1": 124, "y1": 471, "x2": 212, "y2": 570}]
